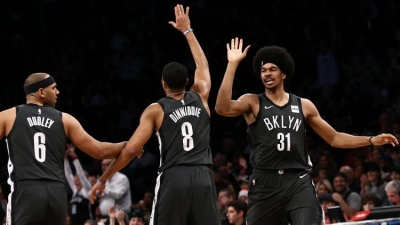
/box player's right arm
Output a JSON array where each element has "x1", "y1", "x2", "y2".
[
  {"x1": 169, "y1": 5, "x2": 211, "y2": 103},
  {"x1": 0, "y1": 108, "x2": 16, "y2": 140},
  {"x1": 62, "y1": 113, "x2": 126, "y2": 159},
  {"x1": 215, "y1": 38, "x2": 251, "y2": 117}
]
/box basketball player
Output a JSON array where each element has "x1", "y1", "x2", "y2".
[
  {"x1": 90, "y1": 4, "x2": 220, "y2": 225},
  {"x1": 0, "y1": 73, "x2": 128, "y2": 225},
  {"x1": 214, "y1": 38, "x2": 399, "y2": 225}
]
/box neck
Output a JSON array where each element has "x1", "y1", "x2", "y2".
[
  {"x1": 235, "y1": 218, "x2": 244, "y2": 225},
  {"x1": 26, "y1": 95, "x2": 44, "y2": 106},
  {"x1": 167, "y1": 90, "x2": 185, "y2": 98},
  {"x1": 265, "y1": 88, "x2": 288, "y2": 106}
]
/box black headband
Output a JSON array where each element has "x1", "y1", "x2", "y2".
[{"x1": 24, "y1": 76, "x2": 55, "y2": 95}]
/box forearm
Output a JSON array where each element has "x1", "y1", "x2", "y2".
[
  {"x1": 338, "y1": 199, "x2": 358, "y2": 218},
  {"x1": 215, "y1": 62, "x2": 238, "y2": 113},
  {"x1": 331, "y1": 133, "x2": 371, "y2": 148},
  {"x1": 99, "y1": 148, "x2": 136, "y2": 183},
  {"x1": 185, "y1": 32, "x2": 208, "y2": 68},
  {"x1": 99, "y1": 142, "x2": 126, "y2": 159}
]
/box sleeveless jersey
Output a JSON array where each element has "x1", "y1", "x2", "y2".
[
  {"x1": 156, "y1": 91, "x2": 212, "y2": 172},
  {"x1": 247, "y1": 93, "x2": 312, "y2": 170},
  {"x1": 6, "y1": 104, "x2": 67, "y2": 183}
]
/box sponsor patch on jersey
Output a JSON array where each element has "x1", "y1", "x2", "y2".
[{"x1": 291, "y1": 105, "x2": 299, "y2": 113}]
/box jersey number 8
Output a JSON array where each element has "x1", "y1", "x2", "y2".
[
  {"x1": 34, "y1": 132, "x2": 46, "y2": 162},
  {"x1": 181, "y1": 122, "x2": 194, "y2": 151}
]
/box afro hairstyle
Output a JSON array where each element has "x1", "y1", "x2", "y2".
[
  {"x1": 253, "y1": 46, "x2": 295, "y2": 79},
  {"x1": 162, "y1": 62, "x2": 188, "y2": 90}
]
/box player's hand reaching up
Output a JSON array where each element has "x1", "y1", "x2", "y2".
[
  {"x1": 227, "y1": 38, "x2": 251, "y2": 64},
  {"x1": 168, "y1": 4, "x2": 191, "y2": 33}
]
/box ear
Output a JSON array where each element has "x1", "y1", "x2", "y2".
[
  {"x1": 185, "y1": 78, "x2": 189, "y2": 86},
  {"x1": 238, "y1": 210, "x2": 244, "y2": 218},
  {"x1": 282, "y1": 73, "x2": 287, "y2": 80},
  {"x1": 161, "y1": 80, "x2": 168, "y2": 90},
  {"x1": 39, "y1": 88, "x2": 45, "y2": 97}
]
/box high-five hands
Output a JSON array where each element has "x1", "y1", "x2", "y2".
[
  {"x1": 168, "y1": 4, "x2": 191, "y2": 33},
  {"x1": 227, "y1": 38, "x2": 251, "y2": 64}
]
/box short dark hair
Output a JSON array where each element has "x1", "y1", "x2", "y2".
[
  {"x1": 333, "y1": 172, "x2": 348, "y2": 182},
  {"x1": 162, "y1": 62, "x2": 188, "y2": 90},
  {"x1": 361, "y1": 193, "x2": 381, "y2": 207},
  {"x1": 253, "y1": 46, "x2": 295, "y2": 78},
  {"x1": 227, "y1": 200, "x2": 248, "y2": 217}
]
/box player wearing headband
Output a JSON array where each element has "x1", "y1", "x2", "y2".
[{"x1": 0, "y1": 73, "x2": 130, "y2": 225}]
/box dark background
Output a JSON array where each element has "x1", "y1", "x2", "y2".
[{"x1": 1, "y1": 0, "x2": 400, "y2": 203}]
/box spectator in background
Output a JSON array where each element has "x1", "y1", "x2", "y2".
[
  {"x1": 98, "y1": 159, "x2": 132, "y2": 216},
  {"x1": 226, "y1": 200, "x2": 247, "y2": 225},
  {"x1": 318, "y1": 193, "x2": 348, "y2": 224},
  {"x1": 127, "y1": 209, "x2": 146, "y2": 225},
  {"x1": 385, "y1": 180, "x2": 400, "y2": 206},
  {"x1": 64, "y1": 143, "x2": 94, "y2": 225},
  {"x1": 332, "y1": 172, "x2": 362, "y2": 218},
  {"x1": 218, "y1": 188, "x2": 234, "y2": 225},
  {"x1": 361, "y1": 193, "x2": 381, "y2": 211},
  {"x1": 340, "y1": 165, "x2": 361, "y2": 193},
  {"x1": 315, "y1": 179, "x2": 333, "y2": 195}
]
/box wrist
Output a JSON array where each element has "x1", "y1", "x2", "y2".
[
  {"x1": 183, "y1": 28, "x2": 193, "y2": 35},
  {"x1": 369, "y1": 136, "x2": 374, "y2": 146},
  {"x1": 97, "y1": 179, "x2": 106, "y2": 186}
]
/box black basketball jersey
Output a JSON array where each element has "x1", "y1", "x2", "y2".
[
  {"x1": 6, "y1": 104, "x2": 67, "y2": 183},
  {"x1": 248, "y1": 93, "x2": 312, "y2": 170},
  {"x1": 156, "y1": 91, "x2": 212, "y2": 172},
  {"x1": 70, "y1": 191, "x2": 92, "y2": 225}
]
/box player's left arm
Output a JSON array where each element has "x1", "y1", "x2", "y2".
[
  {"x1": 90, "y1": 103, "x2": 160, "y2": 203},
  {"x1": 302, "y1": 98, "x2": 398, "y2": 148}
]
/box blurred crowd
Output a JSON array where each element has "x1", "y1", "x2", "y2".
[{"x1": 1, "y1": 0, "x2": 400, "y2": 224}]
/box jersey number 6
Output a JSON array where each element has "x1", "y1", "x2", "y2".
[{"x1": 33, "y1": 132, "x2": 46, "y2": 162}]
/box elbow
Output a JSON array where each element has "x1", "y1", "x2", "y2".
[{"x1": 215, "y1": 105, "x2": 228, "y2": 116}]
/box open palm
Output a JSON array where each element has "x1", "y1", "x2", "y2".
[{"x1": 227, "y1": 38, "x2": 251, "y2": 63}]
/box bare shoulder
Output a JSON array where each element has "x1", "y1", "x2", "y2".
[
  {"x1": 238, "y1": 93, "x2": 258, "y2": 102},
  {"x1": 0, "y1": 107, "x2": 16, "y2": 117},
  {"x1": 300, "y1": 98, "x2": 318, "y2": 118},
  {"x1": 146, "y1": 103, "x2": 163, "y2": 114}
]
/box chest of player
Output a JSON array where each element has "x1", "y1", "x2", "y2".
[{"x1": 257, "y1": 105, "x2": 304, "y2": 132}]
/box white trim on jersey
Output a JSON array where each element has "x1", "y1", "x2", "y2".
[
  {"x1": 155, "y1": 131, "x2": 162, "y2": 170},
  {"x1": 6, "y1": 139, "x2": 14, "y2": 225},
  {"x1": 149, "y1": 172, "x2": 163, "y2": 225}
]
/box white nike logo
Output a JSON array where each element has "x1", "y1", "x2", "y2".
[
  {"x1": 299, "y1": 174, "x2": 307, "y2": 178},
  {"x1": 265, "y1": 106, "x2": 273, "y2": 109}
]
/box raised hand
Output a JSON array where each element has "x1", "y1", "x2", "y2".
[
  {"x1": 227, "y1": 38, "x2": 251, "y2": 64},
  {"x1": 66, "y1": 143, "x2": 77, "y2": 158},
  {"x1": 370, "y1": 133, "x2": 399, "y2": 146},
  {"x1": 168, "y1": 4, "x2": 191, "y2": 33}
]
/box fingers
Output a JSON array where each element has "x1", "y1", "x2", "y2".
[
  {"x1": 168, "y1": 21, "x2": 176, "y2": 27},
  {"x1": 235, "y1": 37, "x2": 239, "y2": 49},
  {"x1": 226, "y1": 43, "x2": 230, "y2": 51},
  {"x1": 239, "y1": 39, "x2": 243, "y2": 51},
  {"x1": 231, "y1": 39, "x2": 235, "y2": 50},
  {"x1": 186, "y1": 6, "x2": 190, "y2": 16},
  {"x1": 174, "y1": 5, "x2": 178, "y2": 18}
]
